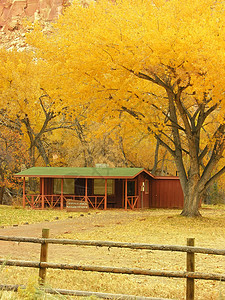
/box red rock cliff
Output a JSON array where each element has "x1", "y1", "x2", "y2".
[{"x1": 0, "y1": 0, "x2": 68, "y2": 31}]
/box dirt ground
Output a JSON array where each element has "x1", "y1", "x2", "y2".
[{"x1": 0, "y1": 210, "x2": 151, "y2": 262}]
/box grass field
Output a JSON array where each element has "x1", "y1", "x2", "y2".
[
  {"x1": 0, "y1": 205, "x2": 225, "y2": 300},
  {"x1": 0, "y1": 205, "x2": 71, "y2": 227}
]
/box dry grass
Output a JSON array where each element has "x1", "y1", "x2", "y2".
[
  {"x1": 0, "y1": 205, "x2": 225, "y2": 300},
  {"x1": 0, "y1": 205, "x2": 75, "y2": 227}
]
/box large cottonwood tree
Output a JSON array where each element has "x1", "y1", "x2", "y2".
[{"x1": 28, "y1": 0, "x2": 225, "y2": 216}]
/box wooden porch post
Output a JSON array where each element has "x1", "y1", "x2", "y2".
[
  {"x1": 85, "y1": 178, "x2": 88, "y2": 202},
  {"x1": 41, "y1": 178, "x2": 44, "y2": 209},
  {"x1": 74, "y1": 180, "x2": 76, "y2": 199},
  {"x1": 104, "y1": 179, "x2": 107, "y2": 210},
  {"x1": 60, "y1": 178, "x2": 63, "y2": 210},
  {"x1": 125, "y1": 178, "x2": 128, "y2": 210},
  {"x1": 122, "y1": 180, "x2": 124, "y2": 208},
  {"x1": 23, "y1": 177, "x2": 26, "y2": 208}
]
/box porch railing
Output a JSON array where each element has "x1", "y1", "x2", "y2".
[
  {"x1": 25, "y1": 195, "x2": 41, "y2": 208},
  {"x1": 24, "y1": 195, "x2": 62, "y2": 209},
  {"x1": 23, "y1": 194, "x2": 105, "y2": 209},
  {"x1": 127, "y1": 196, "x2": 139, "y2": 209},
  {"x1": 87, "y1": 196, "x2": 105, "y2": 209},
  {"x1": 24, "y1": 194, "x2": 139, "y2": 210}
]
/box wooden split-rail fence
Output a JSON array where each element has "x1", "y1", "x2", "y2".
[{"x1": 0, "y1": 229, "x2": 225, "y2": 300}]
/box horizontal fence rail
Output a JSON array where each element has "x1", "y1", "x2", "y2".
[
  {"x1": 0, "y1": 229, "x2": 225, "y2": 300},
  {"x1": 0, "y1": 235, "x2": 225, "y2": 255},
  {"x1": 0, "y1": 259, "x2": 225, "y2": 281},
  {"x1": 0, "y1": 284, "x2": 172, "y2": 300}
]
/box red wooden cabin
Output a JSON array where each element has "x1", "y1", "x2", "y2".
[{"x1": 14, "y1": 167, "x2": 184, "y2": 210}]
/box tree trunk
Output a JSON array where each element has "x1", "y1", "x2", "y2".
[
  {"x1": 152, "y1": 139, "x2": 160, "y2": 175},
  {"x1": 0, "y1": 186, "x2": 4, "y2": 205},
  {"x1": 118, "y1": 136, "x2": 129, "y2": 167},
  {"x1": 35, "y1": 137, "x2": 50, "y2": 166},
  {"x1": 181, "y1": 185, "x2": 202, "y2": 217},
  {"x1": 83, "y1": 149, "x2": 94, "y2": 167},
  {"x1": 0, "y1": 167, "x2": 5, "y2": 205}
]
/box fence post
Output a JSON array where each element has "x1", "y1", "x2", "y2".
[
  {"x1": 186, "y1": 238, "x2": 195, "y2": 300},
  {"x1": 39, "y1": 228, "x2": 49, "y2": 285}
]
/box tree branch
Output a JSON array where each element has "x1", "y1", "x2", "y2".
[
  {"x1": 151, "y1": 103, "x2": 185, "y2": 132},
  {"x1": 154, "y1": 133, "x2": 175, "y2": 157},
  {"x1": 205, "y1": 166, "x2": 225, "y2": 190},
  {"x1": 200, "y1": 123, "x2": 225, "y2": 185}
]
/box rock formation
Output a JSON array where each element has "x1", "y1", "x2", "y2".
[
  {"x1": 0, "y1": 0, "x2": 71, "y2": 49},
  {"x1": 0, "y1": 0, "x2": 68, "y2": 31},
  {"x1": 0, "y1": 0, "x2": 93, "y2": 49}
]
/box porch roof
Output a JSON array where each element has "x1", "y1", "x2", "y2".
[{"x1": 15, "y1": 167, "x2": 154, "y2": 179}]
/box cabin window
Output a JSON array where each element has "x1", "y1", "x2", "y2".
[
  {"x1": 54, "y1": 178, "x2": 74, "y2": 194},
  {"x1": 94, "y1": 179, "x2": 114, "y2": 195},
  {"x1": 127, "y1": 181, "x2": 136, "y2": 196}
]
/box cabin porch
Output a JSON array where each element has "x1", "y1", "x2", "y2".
[{"x1": 22, "y1": 177, "x2": 141, "y2": 210}]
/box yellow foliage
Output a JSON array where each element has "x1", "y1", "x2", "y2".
[{"x1": 26, "y1": 0, "x2": 225, "y2": 126}]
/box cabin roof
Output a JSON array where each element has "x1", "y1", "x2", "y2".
[{"x1": 14, "y1": 167, "x2": 154, "y2": 179}]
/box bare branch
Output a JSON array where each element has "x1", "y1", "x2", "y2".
[
  {"x1": 120, "y1": 106, "x2": 145, "y2": 120},
  {"x1": 151, "y1": 103, "x2": 186, "y2": 132},
  {"x1": 154, "y1": 134, "x2": 175, "y2": 157},
  {"x1": 205, "y1": 166, "x2": 225, "y2": 189},
  {"x1": 198, "y1": 145, "x2": 208, "y2": 163}
]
